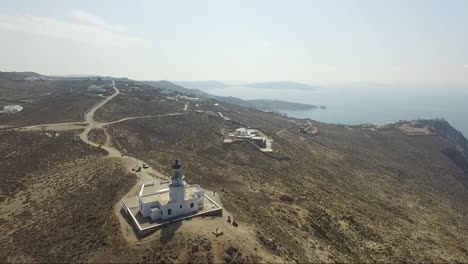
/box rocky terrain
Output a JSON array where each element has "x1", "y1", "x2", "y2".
[{"x1": 1, "y1": 72, "x2": 467, "y2": 263}]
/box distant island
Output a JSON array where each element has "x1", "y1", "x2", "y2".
[
  {"x1": 245, "y1": 99, "x2": 317, "y2": 111},
  {"x1": 171, "y1": 80, "x2": 318, "y2": 91},
  {"x1": 244, "y1": 81, "x2": 317, "y2": 90}
]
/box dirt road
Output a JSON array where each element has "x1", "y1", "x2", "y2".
[
  {"x1": 75, "y1": 81, "x2": 167, "y2": 179},
  {"x1": 14, "y1": 81, "x2": 168, "y2": 180},
  {"x1": 2, "y1": 80, "x2": 287, "y2": 261}
]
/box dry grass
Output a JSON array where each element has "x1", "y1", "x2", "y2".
[
  {"x1": 1, "y1": 79, "x2": 468, "y2": 263},
  {"x1": 88, "y1": 128, "x2": 107, "y2": 146},
  {"x1": 94, "y1": 91, "x2": 183, "y2": 122},
  {"x1": 105, "y1": 111, "x2": 468, "y2": 263},
  {"x1": 0, "y1": 130, "x2": 136, "y2": 263}
]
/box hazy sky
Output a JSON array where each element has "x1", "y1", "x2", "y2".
[{"x1": 0, "y1": 0, "x2": 467, "y2": 85}]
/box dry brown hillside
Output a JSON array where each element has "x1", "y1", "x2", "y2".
[
  {"x1": 107, "y1": 110, "x2": 468, "y2": 263},
  {"x1": 0, "y1": 74, "x2": 106, "y2": 126},
  {"x1": 1, "y1": 76, "x2": 467, "y2": 263}
]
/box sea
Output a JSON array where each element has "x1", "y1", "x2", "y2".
[{"x1": 206, "y1": 85, "x2": 468, "y2": 138}]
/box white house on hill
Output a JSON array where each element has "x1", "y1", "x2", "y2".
[
  {"x1": 2, "y1": 105, "x2": 23, "y2": 113},
  {"x1": 87, "y1": 85, "x2": 107, "y2": 93},
  {"x1": 233, "y1": 127, "x2": 250, "y2": 138}
]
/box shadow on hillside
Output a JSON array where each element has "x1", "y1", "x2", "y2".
[{"x1": 160, "y1": 221, "x2": 182, "y2": 244}]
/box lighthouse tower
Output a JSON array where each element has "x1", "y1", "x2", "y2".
[{"x1": 169, "y1": 160, "x2": 186, "y2": 203}]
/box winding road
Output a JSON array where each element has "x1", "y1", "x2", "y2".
[
  {"x1": 79, "y1": 80, "x2": 121, "y2": 156},
  {"x1": 76, "y1": 81, "x2": 170, "y2": 179},
  {"x1": 15, "y1": 80, "x2": 175, "y2": 180}
]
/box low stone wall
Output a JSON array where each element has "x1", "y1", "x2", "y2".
[{"x1": 121, "y1": 193, "x2": 223, "y2": 236}]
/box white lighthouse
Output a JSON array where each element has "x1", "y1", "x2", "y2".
[
  {"x1": 169, "y1": 160, "x2": 186, "y2": 202},
  {"x1": 137, "y1": 160, "x2": 206, "y2": 220},
  {"x1": 121, "y1": 160, "x2": 223, "y2": 234}
]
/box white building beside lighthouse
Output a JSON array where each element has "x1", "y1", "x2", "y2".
[{"x1": 138, "y1": 160, "x2": 205, "y2": 220}]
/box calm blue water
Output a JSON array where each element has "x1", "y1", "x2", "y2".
[{"x1": 207, "y1": 85, "x2": 468, "y2": 138}]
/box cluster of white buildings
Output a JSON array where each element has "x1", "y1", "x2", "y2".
[
  {"x1": 1, "y1": 105, "x2": 23, "y2": 114},
  {"x1": 160, "y1": 89, "x2": 173, "y2": 95},
  {"x1": 160, "y1": 89, "x2": 201, "y2": 102},
  {"x1": 179, "y1": 95, "x2": 200, "y2": 101}
]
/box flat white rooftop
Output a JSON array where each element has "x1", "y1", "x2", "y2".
[
  {"x1": 227, "y1": 128, "x2": 273, "y2": 152},
  {"x1": 140, "y1": 185, "x2": 201, "y2": 204}
]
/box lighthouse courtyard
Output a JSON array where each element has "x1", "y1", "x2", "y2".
[{"x1": 120, "y1": 160, "x2": 222, "y2": 235}]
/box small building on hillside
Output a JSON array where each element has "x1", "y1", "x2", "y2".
[
  {"x1": 233, "y1": 128, "x2": 250, "y2": 138},
  {"x1": 2, "y1": 105, "x2": 23, "y2": 113},
  {"x1": 87, "y1": 85, "x2": 107, "y2": 93},
  {"x1": 227, "y1": 127, "x2": 274, "y2": 152}
]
